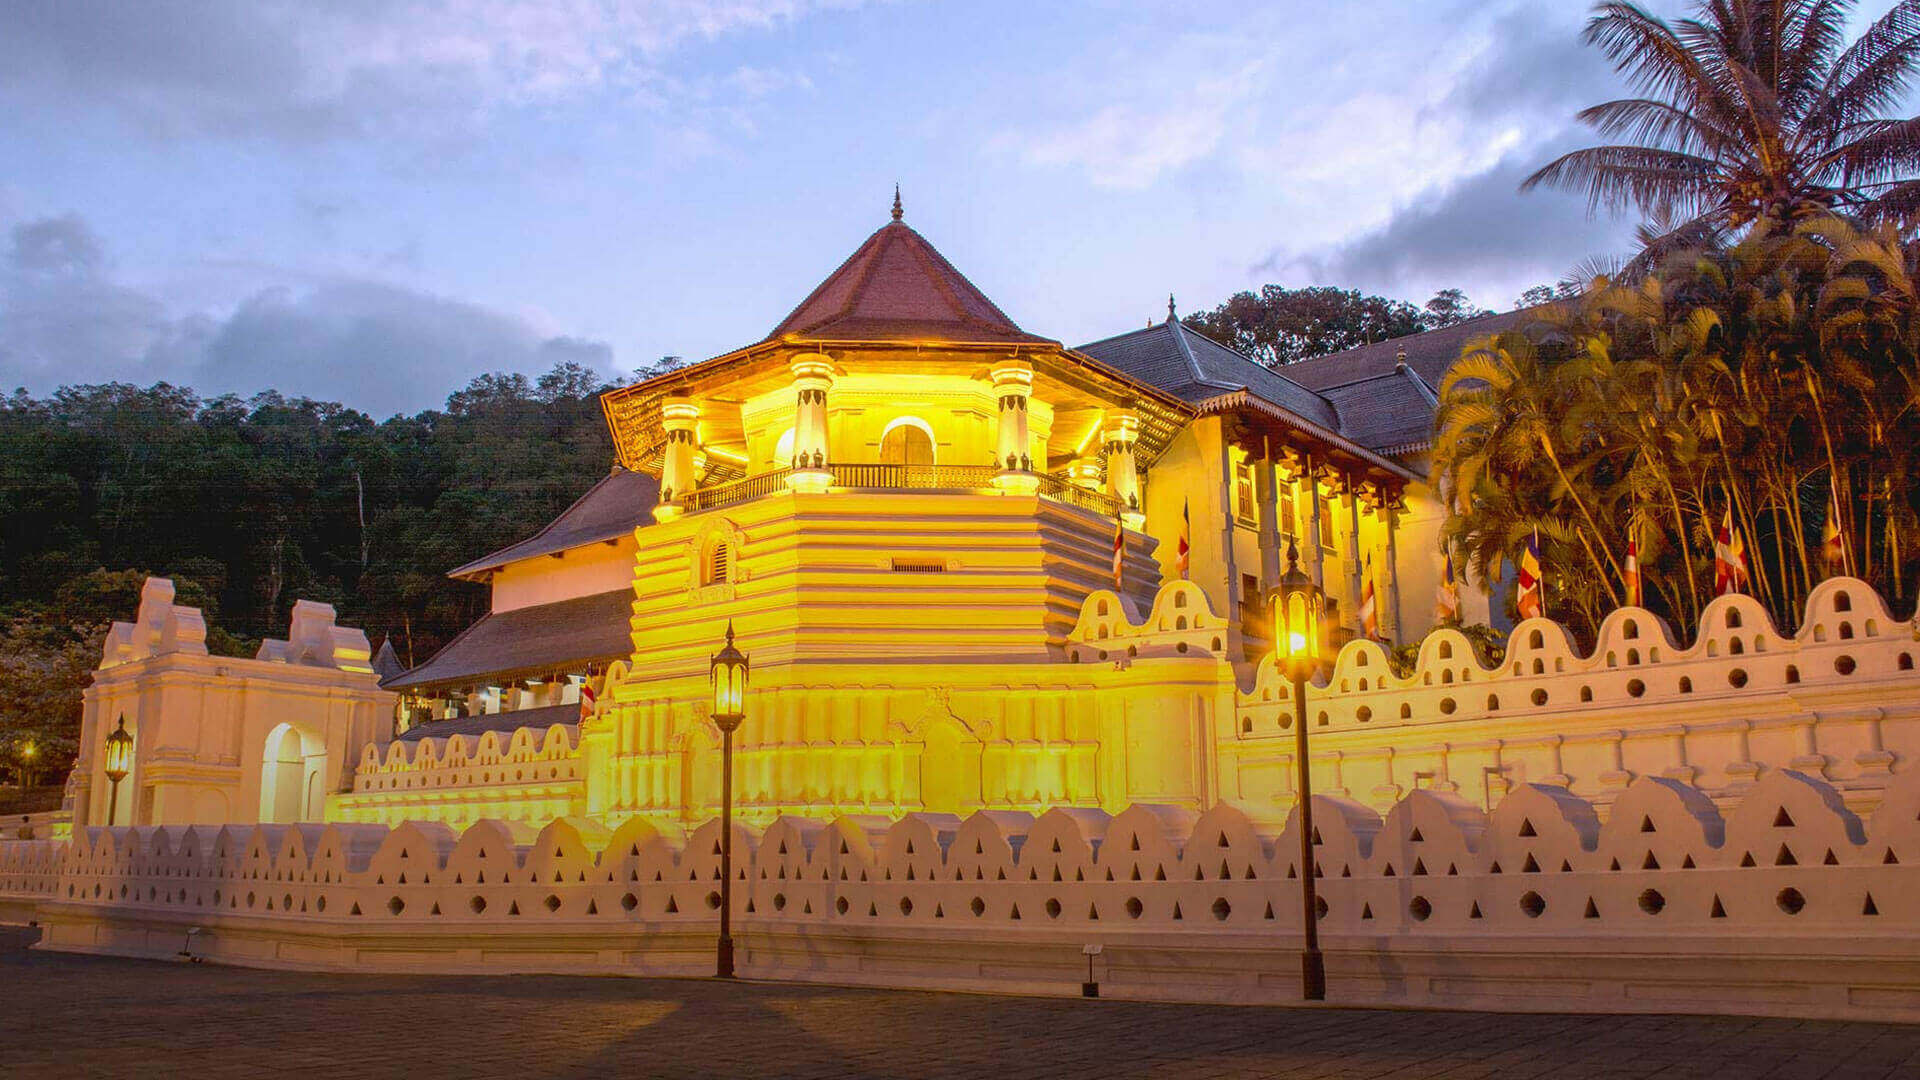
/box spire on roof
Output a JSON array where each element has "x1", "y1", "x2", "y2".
[
  {"x1": 1167, "y1": 294, "x2": 1177, "y2": 323},
  {"x1": 891, "y1": 183, "x2": 903, "y2": 223}
]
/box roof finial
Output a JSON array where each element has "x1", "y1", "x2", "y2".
[
  {"x1": 891, "y1": 183, "x2": 903, "y2": 223},
  {"x1": 1167, "y1": 293, "x2": 1177, "y2": 322}
]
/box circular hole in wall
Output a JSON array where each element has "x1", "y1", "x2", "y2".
[
  {"x1": 1777, "y1": 887, "x2": 1806, "y2": 915},
  {"x1": 387, "y1": 896, "x2": 404, "y2": 916},
  {"x1": 1637, "y1": 888, "x2": 1665, "y2": 915},
  {"x1": 1315, "y1": 896, "x2": 1329, "y2": 920},
  {"x1": 1211, "y1": 897, "x2": 1231, "y2": 921},
  {"x1": 1727, "y1": 668, "x2": 1748, "y2": 688},
  {"x1": 1409, "y1": 896, "x2": 1432, "y2": 921},
  {"x1": 1045, "y1": 898, "x2": 1062, "y2": 919},
  {"x1": 1531, "y1": 689, "x2": 1548, "y2": 707},
  {"x1": 970, "y1": 896, "x2": 986, "y2": 917},
  {"x1": 773, "y1": 892, "x2": 787, "y2": 911},
  {"x1": 1835, "y1": 655, "x2": 1857, "y2": 676},
  {"x1": 835, "y1": 897, "x2": 850, "y2": 915},
  {"x1": 1519, "y1": 891, "x2": 1545, "y2": 918},
  {"x1": 706, "y1": 891, "x2": 722, "y2": 910},
  {"x1": 899, "y1": 897, "x2": 914, "y2": 917},
  {"x1": 1439, "y1": 698, "x2": 1457, "y2": 715},
  {"x1": 470, "y1": 895, "x2": 487, "y2": 915},
  {"x1": 1627, "y1": 679, "x2": 1646, "y2": 698},
  {"x1": 1125, "y1": 897, "x2": 1143, "y2": 919},
  {"x1": 621, "y1": 893, "x2": 637, "y2": 912}
]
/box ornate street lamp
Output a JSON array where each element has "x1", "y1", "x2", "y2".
[
  {"x1": 102, "y1": 715, "x2": 135, "y2": 828},
  {"x1": 1268, "y1": 543, "x2": 1326, "y2": 1001},
  {"x1": 708, "y1": 621, "x2": 749, "y2": 979}
]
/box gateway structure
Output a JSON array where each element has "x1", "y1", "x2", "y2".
[{"x1": 65, "y1": 198, "x2": 1920, "y2": 842}]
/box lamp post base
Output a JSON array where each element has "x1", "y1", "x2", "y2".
[
  {"x1": 717, "y1": 935, "x2": 735, "y2": 979},
  {"x1": 1301, "y1": 948, "x2": 1325, "y2": 1001}
]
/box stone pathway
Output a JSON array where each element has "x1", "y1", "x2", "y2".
[{"x1": 2, "y1": 932, "x2": 1915, "y2": 1078}]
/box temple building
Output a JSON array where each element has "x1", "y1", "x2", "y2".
[{"x1": 316, "y1": 195, "x2": 1490, "y2": 829}]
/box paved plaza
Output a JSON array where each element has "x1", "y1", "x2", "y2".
[{"x1": 1, "y1": 932, "x2": 1915, "y2": 1079}]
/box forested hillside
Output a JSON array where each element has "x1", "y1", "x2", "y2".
[{"x1": 0, "y1": 360, "x2": 620, "y2": 779}]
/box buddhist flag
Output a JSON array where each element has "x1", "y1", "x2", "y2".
[
  {"x1": 1516, "y1": 529, "x2": 1544, "y2": 620},
  {"x1": 1624, "y1": 526, "x2": 1642, "y2": 608},
  {"x1": 1434, "y1": 552, "x2": 1461, "y2": 624},
  {"x1": 1176, "y1": 499, "x2": 1190, "y2": 579},
  {"x1": 1111, "y1": 516, "x2": 1125, "y2": 589},
  {"x1": 1714, "y1": 508, "x2": 1749, "y2": 596},
  {"x1": 1359, "y1": 553, "x2": 1379, "y2": 640},
  {"x1": 578, "y1": 678, "x2": 597, "y2": 721},
  {"x1": 1821, "y1": 479, "x2": 1848, "y2": 575}
]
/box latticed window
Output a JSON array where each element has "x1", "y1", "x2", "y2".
[
  {"x1": 1234, "y1": 462, "x2": 1256, "y2": 522},
  {"x1": 705, "y1": 542, "x2": 731, "y2": 585}
]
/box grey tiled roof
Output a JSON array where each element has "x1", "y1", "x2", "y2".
[
  {"x1": 1077, "y1": 318, "x2": 1338, "y2": 429},
  {"x1": 448, "y1": 467, "x2": 659, "y2": 579},
  {"x1": 396, "y1": 705, "x2": 580, "y2": 743},
  {"x1": 381, "y1": 589, "x2": 633, "y2": 692},
  {"x1": 1317, "y1": 368, "x2": 1441, "y2": 455},
  {"x1": 1281, "y1": 309, "x2": 1530, "y2": 392}
]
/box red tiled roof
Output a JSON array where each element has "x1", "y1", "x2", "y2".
[{"x1": 766, "y1": 219, "x2": 1055, "y2": 346}]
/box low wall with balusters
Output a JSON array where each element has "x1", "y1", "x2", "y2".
[{"x1": 6, "y1": 763, "x2": 1920, "y2": 1022}]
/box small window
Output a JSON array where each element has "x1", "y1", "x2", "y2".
[
  {"x1": 1234, "y1": 462, "x2": 1257, "y2": 523},
  {"x1": 705, "y1": 542, "x2": 731, "y2": 586}
]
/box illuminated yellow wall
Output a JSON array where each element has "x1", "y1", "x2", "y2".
[{"x1": 490, "y1": 534, "x2": 636, "y2": 612}]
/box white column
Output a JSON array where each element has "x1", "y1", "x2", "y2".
[
  {"x1": 1102, "y1": 410, "x2": 1144, "y2": 529},
  {"x1": 1344, "y1": 474, "x2": 1364, "y2": 632},
  {"x1": 1303, "y1": 455, "x2": 1326, "y2": 591},
  {"x1": 787, "y1": 353, "x2": 835, "y2": 494},
  {"x1": 654, "y1": 396, "x2": 700, "y2": 522},
  {"x1": 1383, "y1": 489, "x2": 1404, "y2": 644},
  {"x1": 991, "y1": 360, "x2": 1037, "y2": 494},
  {"x1": 1256, "y1": 452, "x2": 1283, "y2": 589}
]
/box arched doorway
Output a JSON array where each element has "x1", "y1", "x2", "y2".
[
  {"x1": 880, "y1": 418, "x2": 935, "y2": 466},
  {"x1": 260, "y1": 723, "x2": 326, "y2": 823}
]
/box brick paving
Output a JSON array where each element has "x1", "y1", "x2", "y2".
[{"x1": 2, "y1": 931, "x2": 1916, "y2": 1078}]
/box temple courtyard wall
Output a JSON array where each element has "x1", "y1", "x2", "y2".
[
  {"x1": 331, "y1": 576, "x2": 1920, "y2": 833},
  {"x1": 6, "y1": 767, "x2": 1920, "y2": 1023}
]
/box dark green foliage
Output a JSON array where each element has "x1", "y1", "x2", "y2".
[{"x1": 0, "y1": 361, "x2": 617, "y2": 780}]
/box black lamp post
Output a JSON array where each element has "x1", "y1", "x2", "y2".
[
  {"x1": 103, "y1": 715, "x2": 134, "y2": 828},
  {"x1": 708, "y1": 621, "x2": 749, "y2": 979},
  {"x1": 1268, "y1": 543, "x2": 1326, "y2": 1001}
]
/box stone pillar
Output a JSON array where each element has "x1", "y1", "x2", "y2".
[
  {"x1": 1255, "y1": 453, "x2": 1283, "y2": 589},
  {"x1": 1382, "y1": 488, "x2": 1405, "y2": 644},
  {"x1": 787, "y1": 353, "x2": 835, "y2": 494},
  {"x1": 654, "y1": 396, "x2": 700, "y2": 522},
  {"x1": 1344, "y1": 474, "x2": 1364, "y2": 632},
  {"x1": 1102, "y1": 410, "x2": 1144, "y2": 529},
  {"x1": 1303, "y1": 456, "x2": 1325, "y2": 591},
  {"x1": 991, "y1": 360, "x2": 1037, "y2": 494}
]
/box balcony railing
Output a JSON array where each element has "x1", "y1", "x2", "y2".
[{"x1": 680, "y1": 462, "x2": 1122, "y2": 518}]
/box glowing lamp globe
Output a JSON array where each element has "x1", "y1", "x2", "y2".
[
  {"x1": 709, "y1": 622, "x2": 749, "y2": 733},
  {"x1": 1269, "y1": 543, "x2": 1322, "y2": 676},
  {"x1": 103, "y1": 716, "x2": 135, "y2": 784}
]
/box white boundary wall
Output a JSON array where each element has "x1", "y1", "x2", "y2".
[{"x1": 7, "y1": 765, "x2": 1920, "y2": 1022}]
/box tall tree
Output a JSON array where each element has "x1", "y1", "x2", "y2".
[
  {"x1": 1182, "y1": 285, "x2": 1429, "y2": 367},
  {"x1": 1526, "y1": 0, "x2": 1920, "y2": 252}
]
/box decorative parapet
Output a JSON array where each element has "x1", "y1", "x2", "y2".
[
  {"x1": 353, "y1": 724, "x2": 580, "y2": 784},
  {"x1": 99, "y1": 578, "x2": 207, "y2": 667},
  {"x1": 1065, "y1": 580, "x2": 1228, "y2": 661},
  {"x1": 254, "y1": 599, "x2": 375, "y2": 673},
  {"x1": 7, "y1": 768, "x2": 1920, "y2": 1019}
]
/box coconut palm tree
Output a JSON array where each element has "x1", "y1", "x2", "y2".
[{"x1": 1527, "y1": 0, "x2": 1920, "y2": 252}]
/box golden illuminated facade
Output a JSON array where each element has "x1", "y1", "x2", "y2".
[
  {"x1": 71, "y1": 197, "x2": 1521, "y2": 835},
  {"x1": 340, "y1": 198, "x2": 1491, "y2": 831}
]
